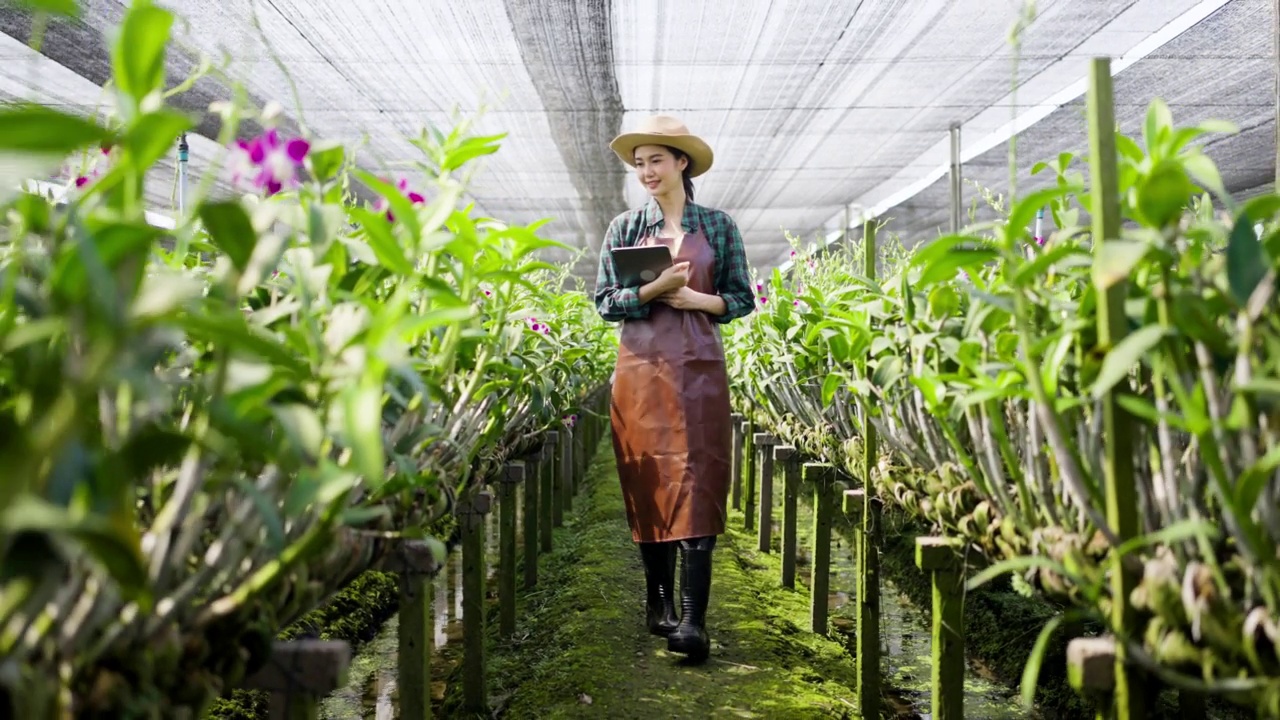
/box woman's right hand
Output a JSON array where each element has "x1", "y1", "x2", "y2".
[
  {"x1": 656, "y1": 261, "x2": 691, "y2": 293},
  {"x1": 638, "y1": 261, "x2": 691, "y2": 305}
]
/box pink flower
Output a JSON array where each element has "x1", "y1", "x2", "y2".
[
  {"x1": 759, "y1": 296, "x2": 768, "y2": 305},
  {"x1": 68, "y1": 144, "x2": 115, "y2": 190},
  {"x1": 790, "y1": 250, "x2": 797, "y2": 258},
  {"x1": 562, "y1": 414, "x2": 578, "y2": 428},
  {"x1": 375, "y1": 177, "x2": 427, "y2": 222},
  {"x1": 527, "y1": 317, "x2": 550, "y2": 335},
  {"x1": 228, "y1": 129, "x2": 310, "y2": 196}
]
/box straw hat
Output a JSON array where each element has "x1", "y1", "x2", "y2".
[{"x1": 609, "y1": 115, "x2": 714, "y2": 178}]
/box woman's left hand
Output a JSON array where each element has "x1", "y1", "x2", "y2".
[{"x1": 657, "y1": 285, "x2": 704, "y2": 311}]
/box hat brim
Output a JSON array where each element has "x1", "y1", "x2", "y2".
[{"x1": 609, "y1": 132, "x2": 714, "y2": 178}]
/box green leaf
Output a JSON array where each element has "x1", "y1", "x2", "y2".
[
  {"x1": 198, "y1": 201, "x2": 257, "y2": 272},
  {"x1": 1143, "y1": 98, "x2": 1174, "y2": 155},
  {"x1": 350, "y1": 208, "x2": 414, "y2": 274},
  {"x1": 125, "y1": 109, "x2": 194, "y2": 168},
  {"x1": 1091, "y1": 325, "x2": 1169, "y2": 399},
  {"x1": 307, "y1": 141, "x2": 345, "y2": 181},
  {"x1": 1182, "y1": 152, "x2": 1229, "y2": 202},
  {"x1": 112, "y1": 2, "x2": 174, "y2": 102},
  {"x1": 271, "y1": 403, "x2": 325, "y2": 461},
  {"x1": 821, "y1": 373, "x2": 842, "y2": 408},
  {"x1": 344, "y1": 381, "x2": 386, "y2": 483},
  {"x1": 1, "y1": 497, "x2": 149, "y2": 602},
  {"x1": 1020, "y1": 614, "x2": 1066, "y2": 709},
  {"x1": 1006, "y1": 185, "x2": 1081, "y2": 249},
  {"x1": 1135, "y1": 160, "x2": 1194, "y2": 228},
  {"x1": 13, "y1": 0, "x2": 79, "y2": 16},
  {"x1": 1114, "y1": 519, "x2": 1220, "y2": 560},
  {"x1": 230, "y1": 477, "x2": 285, "y2": 552},
  {"x1": 0, "y1": 104, "x2": 113, "y2": 153},
  {"x1": 1091, "y1": 240, "x2": 1150, "y2": 291},
  {"x1": 1226, "y1": 210, "x2": 1266, "y2": 306},
  {"x1": 1236, "y1": 445, "x2": 1280, "y2": 516}
]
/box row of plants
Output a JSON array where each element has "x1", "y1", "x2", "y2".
[
  {"x1": 725, "y1": 99, "x2": 1280, "y2": 714},
  {"x1": 0, "y1": 1, "x2": 614, "y2": 717}
]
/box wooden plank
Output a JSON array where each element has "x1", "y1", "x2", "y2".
[
  {"x1": 460, "y1": 490, "x2": 491, "y2": 713},
  {"x1": 754, "y1": 433, "x2": 777, "y2": 552},
  {"x1": 804, "y1": 463, "x2": 835, "y2": 635}
]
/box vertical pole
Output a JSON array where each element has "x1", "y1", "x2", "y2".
[
  {"x1": 916, "y1": 537, "x2": 967, "y2": 720},
  {"x1": 777, "y1": 446, "x2": 799, "y2": 588},
  {"x1": 843, "y1": 205, "x2": 852, "y2": 249},
  {"x1": 560, "y1": 426, "x2": 574, "y2": 511},
  {"x1": 730, "y1": 413, "x2": 744, "y2": 511},
  {"x1": 805, "y1": 463, "x2": 834, "y2": 635},
  {"x1": 1275, "y1": 0, "x2": 1279, "y2": 191},
  {"x1": 397, "y1": 572, "x2": 431, "y2": 719},
  {"x1": 1088, "y1": 56, "x2": 1144, "y2": 720},
  {"x1": 461, "y1": 490, "x2": 492, "y2": 714},
  {"x1": 743, "y1": 419, "x2": 757, "y2": 531},
  {"x1": 540, "y1": 443, "x2": 554, "y2": 553},
  {"x1": 549, "y1": 431, "x2": 563, "y2": 528},
  {"x1": 523, "y1": 453, "x2": 540, "y2": 589},
  {"x1": 949, "y1": 122, "x2": 962, "y2": 233},
  {"x1": 177, "y1": 133, "x2": 189, "y2": 215},
  {"x1": 857, "y1": 216, "x2": 883, "y2": 719},
  {"x1": 498, "y1": 463, "x2": 522, "y2": 638},
  {"x1": 754, "y1": 433, "x2": 777, "y2": 552},
  {"x1": 1068, "y1": 636, "x2": 1119, "y2": 720}
]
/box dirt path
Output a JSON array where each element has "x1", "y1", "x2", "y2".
[{"x1": 469, "y1": 452, "x2": 862, "y2": 719}]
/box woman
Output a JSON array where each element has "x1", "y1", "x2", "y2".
[{"x1": 594, "y1": 115, "x2": 755, "y2": 662}]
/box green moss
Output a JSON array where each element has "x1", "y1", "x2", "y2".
[
  {"x1": 444, "y1": 452, "x2": 863, "y2": 719},
  {"x1": 206, "y1": 570, "x2": 402, "y2": 720}
]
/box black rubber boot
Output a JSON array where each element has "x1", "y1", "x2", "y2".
[
  {"x1": 668, "y1": 536, "x2": 716, "y2": 661},
  {"x1": 639, "y1": 541, "x2": 679, "y2": 636}
]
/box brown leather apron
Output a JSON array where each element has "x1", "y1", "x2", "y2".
[{"x1": 610, "y1": 228, "x2": 733, "y2": 543}]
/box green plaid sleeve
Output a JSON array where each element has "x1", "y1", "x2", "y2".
[
  {"x1": 707, "y1": 209, "x2": 755, "y2": 324},
  {"x1": 594, "y1": 214, "x2": 651, "y2": 322}
]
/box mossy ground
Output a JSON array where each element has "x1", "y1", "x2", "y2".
[{"x1": 445, "y1": 451, "x2": 862, "y2": 719}]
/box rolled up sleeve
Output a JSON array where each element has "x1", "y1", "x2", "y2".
[
  {"x1": 712, "y1": 213, "x2": 755, "y2": 324},
  {"x1": 594, "y1": 216, "x2": 651, "y2": 322}
]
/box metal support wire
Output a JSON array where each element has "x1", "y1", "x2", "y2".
[{"x1": 948, "y1": 123, "x2": 962, "y2": 234}]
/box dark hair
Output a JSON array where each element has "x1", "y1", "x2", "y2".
[{"x1": 661, "y1": 145, "x2": 696, "y2": 203}]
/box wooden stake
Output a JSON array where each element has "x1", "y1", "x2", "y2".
[
  {"x1": 498, "y1": 462, "x2": 523, "y2": 638},
  {"x1": 805, "y1": 462, "x2": 835, "y2": 635},
  {"x1": 1088, "y1": 56, "x2": 1145, "y2": 720},
  {"x1": 776, "y1": 445, "x2": 800, "y2": 588},
  {"x1": 916, "y1": 536, "x2": 967, "y2": 720},
  {"x1": 460, "y1": 490, "x2": 492, "y2": 713},
  {"x1": 730, "y1": 413, "x2": 744, "y2": 511},
  {"x1": 754, "y1": 433, "x2": 777, "y2": 552}
]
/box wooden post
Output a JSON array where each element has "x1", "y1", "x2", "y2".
[
  {"x1": 1068, "y1": 636, "x2": 1118, "y2": 720},
  {"x1": 498, "y1": 462, "x2": 522, "y2": 638},
  {"x1": 916, "y1": 536, "x2": 967, "y2": 720},
  {"x1": 744, "y1": 419, "x2": 757, "y2": 531},
  {"x1": 1088, "y1": 56, "x2": 1145, "y2": 720},
  {"x1": 754, "y1": 433, "x2": 777, "y2": 552},
  {"x1": 370, "y1": 539, "x2": 445, "y2": 720},
  {"x1": 844, "y1": 486, "x2": 865, "y2": 691},
  {"x1": 949, "y1": 122, "x2": 962, "y2": 234},
  {"x1": 242, "y1": 641, "x2": 350, "y2": 720},
  {"x1": 460, "y1": 489, "x2": 492, "y2": 713},
  {"x1": 856, "y1": 216, "x2": 883, "y2": 719},
  {"x1": 523, "y1": 451, "x2": 540, "y2": 589},
  {"x1": 540, "y1": 442, "x2": 554, "y2": 553},
  {"x1": 548, "y1": 430, "x2": 563, "y2": 528},
  {"x1": 805, "y1": 462, "x2": 835, "y2": 635},
  {"x1": 776, "y1": 445, "x2": 800, "y2": 588},
  {"x1": 730, "y1": 412, "x2": 744, "y2": 511},
  {"x1": 560, "y1": 426, "x2": 574, "y2": 512}
]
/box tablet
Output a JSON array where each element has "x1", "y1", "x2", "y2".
[{"x1": 613, "y1": 245, "x2": 674, "y2": 287}]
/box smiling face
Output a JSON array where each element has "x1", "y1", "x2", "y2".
[{"x1": 632, "y1": 144, "x2": 688, "y2": 198}]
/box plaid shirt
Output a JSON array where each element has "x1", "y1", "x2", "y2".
[{"x1": 594, "y1": 199, "x2": 755, "y2": 324}]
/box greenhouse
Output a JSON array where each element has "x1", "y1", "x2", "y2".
[{"x1": 1, "y1": 0, "x2": 1279, "y2": 717}]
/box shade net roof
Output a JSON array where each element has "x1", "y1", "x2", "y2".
[{"x1": 1, "y1": 0, "x2": 1274, "y2": 277}]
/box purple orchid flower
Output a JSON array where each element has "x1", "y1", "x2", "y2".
[
  {"x1": 229, "y1": 129, "x2": 310, "y2": 196},
  {"x1": 376, "y1": 177, "x2": 427, "y2": 222}
]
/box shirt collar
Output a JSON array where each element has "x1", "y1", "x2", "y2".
[{"x1": 642, "y1": 198, "x2": 700, "y2": 234}]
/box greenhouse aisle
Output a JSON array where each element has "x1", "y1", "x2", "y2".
[{"x1": 446, "y1": 452, "x2": 862, "y2": 719}]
